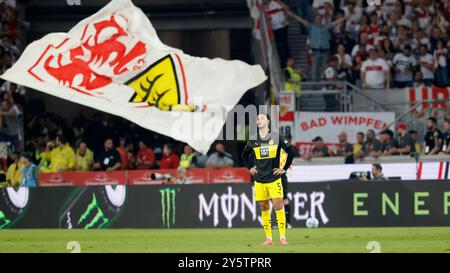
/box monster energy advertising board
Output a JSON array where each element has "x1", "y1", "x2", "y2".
[{"x1": 1, "y1": 181, "x2": 450, "y2": 229}]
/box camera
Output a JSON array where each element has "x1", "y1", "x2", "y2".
[
  {"x1": 150, "y1": 173, "x2": 173, "y2": 181},
  {"x1": 349, "y1": 171, "x2": 371, "y2": 180}
]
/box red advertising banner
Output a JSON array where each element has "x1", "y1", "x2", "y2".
[
  {"x1": 127, "y1": 169, "x2": 209, "y2": 185},
  {"x1": 39, "y1": 168, "x2": 251, "y2": 186},
  {"x1": 127, "y1": 169, "x2": 177, "y2": 185},
  {"x1": 209, "y1": 168, "x2": 251, "y2": 184},
  {"x1": 39, "y1": 171, "x2": 127, "y2": 187},
  {"x1": 294, "y1": 112, "x2": 395, "y2": 155}
]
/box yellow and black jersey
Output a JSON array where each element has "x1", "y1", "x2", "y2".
[{"x1": 242, "y1": 131, "x2": 296, "y2": 183}]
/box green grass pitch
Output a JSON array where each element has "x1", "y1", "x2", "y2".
[{"x1": 0, "y1": 227, "x2": 449, "y2": 253}]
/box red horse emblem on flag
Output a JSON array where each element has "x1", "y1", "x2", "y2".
[{"x1": 28, "y1": 14, "x2": 148, "y2": 96}]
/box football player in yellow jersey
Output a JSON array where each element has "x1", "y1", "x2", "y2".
[{"x1": 242, "y1": 113, "x2": 296, "y2": 246}]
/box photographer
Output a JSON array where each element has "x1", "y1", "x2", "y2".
[
  {"x1": 359, "y1": 163, "x2": 388, "y2": 181},
  {"x1": 156, "y1": 167, "x2": 192, "y2": 185},
  {"x1": 167, "y1": 167, "x2": 192, "y2": 185}
]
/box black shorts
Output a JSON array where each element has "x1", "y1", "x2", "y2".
[{"x1": 281, "y1": 174, "x2": 288, "y2": 199}]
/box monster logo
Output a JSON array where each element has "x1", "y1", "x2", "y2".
[
  {"x1": 61, "y1": 186, "x2": 126, "y2": 229},
  {"x1": 77, "y1": 193, "x2": 110, "y2": 229},
  {"x1": 160, "y1": 188, "x2": 177, "y2": 228},
  {"x1": 0, "y1": 210, "x2": 11, "y2": 229}
]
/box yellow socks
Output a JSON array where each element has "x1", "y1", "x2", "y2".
[
  {"x1": 261, "y1": 210, "x2": 272, "y2": 240},
  {"x1": 275, "y1": 208, "x2": 286, "y2": 240},
  {"x1": 262, "y1": 209, "x2": 287, "y2": 241}
]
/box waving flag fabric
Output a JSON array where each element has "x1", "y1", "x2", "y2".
[{"x1": 1, "y1": 0, "x2": 266, "y2": 154}]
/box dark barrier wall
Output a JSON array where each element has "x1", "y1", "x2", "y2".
[{"x1": 1, "y1": 181, "x2": 450, "y2": 229}]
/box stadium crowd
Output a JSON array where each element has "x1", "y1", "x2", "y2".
[
  {"x1": 302, "y1": 116, "x2": 450, "y2": 162},
  {"x1": 4, "y1": 107, "x2": 237, "y2": 186},
  {"x1": 265, "y1": 0, "x2": 450, "y2": 89},
  {"x1": 0, "y1": 0, "x2": 29, "y2": 185}
]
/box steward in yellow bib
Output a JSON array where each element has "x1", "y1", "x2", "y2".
[
  {"x1": 284, "y1": 58, "x2": 302, "y2": 94},
  {"x1": 179, "y1": 145, "x2": 198, "y2": 169}
]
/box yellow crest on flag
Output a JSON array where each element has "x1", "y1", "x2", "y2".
[{"x1": 127, "y1": 55, "x2": 181, "y2": 111}]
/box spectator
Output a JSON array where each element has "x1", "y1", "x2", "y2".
[
  {"x1": 195, "y1": 152, "x2": 208, "y2": 168},
  {"x1": 336, "y1": 131, "x2": 353, "y2": 164},
  {"x1": 323, "y1": 56, "x2": 339, "y2": 81},
  {"x1": 424, "y1": 117, "x2": 443, "y2": 155},
  {"x1": 302, "y1": 136, "x2": 330, "y2": 160},
  {"x1": 20, "y1": 152, "x2": 37, "y2": 188},
  {"x1": 392, "y1": 123, "x2": 412, "y2": 155},
  {"x1": 415, "y1": 0, "x2": 432, "y2": 30},
  {"x1": 37, "y1": 141, "x2": 53, "y2": 172},
  {"x1": 159, "y1": 143, "x2": 180, "y2": 169},
  {"x1": 378, "y1": 49, "x2": 393, "y2": 71},
  {"x1": 413, "y1": 71, "x2": 426, "y2": 88},
  {"x1": 411, "y1": 29, "x2": 431, "y2": 54},
  {"x1": 393, "y1": 45, "x2": 416, "y2": 88},
  {"x1": 409, "y1": 130, "x2": 422, "y2": 154},
  {"x1": 429, "y1": 26, "x2": 443, "y2": 53},
  {"x1": 380, "y1": 129, "x2": 395, "y2": 156},
  {"x1": 75, "y1": 142, "x2": 94, "y2": 171},
  {"x1": 46, "y1": 135, "x2": 76, "y2": 173},
  {"x1": 284, "y1": 58, "x2": 302, "y2": 93},
  {"x1": 6, "y1": 150, "x2": 20, "y2": 187},
  {"x1": 166, "y1": 166, "x2": 192, "y2": 185},
  {"x1": 392, "y1": 25, "x2": 409, "y2": 52},
  {"x1": 93, "y1": 138, "x2": 121, "y2": 171},
  {"x1": 136, "y1": 140, "x2": 155, "y2": 170},
  {"x1": 335, "y1": 43, "x2": 353, "y2": 82},
  {"x1": 440, "y1": 117, "x2": 450, "y2": 155},
  {"x1": 359, "y1": 163, "x2": 388, "y2": 181},
  {"x1": 433, "y1": 39, "x2": 448, "y2": 87},
  {"x1": 125, "y1": 141, "x2": 136, "y2": 170},
  {"x1": 361, "y1": 129, "x2": 382, "y2": 158},
  {"x1": 116, "y1": 137, "x2": 128, "y2": 170},
  {"x1": 0, "y1": 98, "x2": 22, "y2": 151},
  {"x1": 289, "y1": 11, "x2": 347, "y2": 82},
  {"x1": 0, "y1": 36, "x2": 19, "y2": 61},
  {"x1": 367, "y1": 13, "x2": 381, "y2": 46},
  {"x1": 179, "y1": 144, "x2": 198, "y2": 169},
  {"x1": 418, "y1": 44, "x2": 435, "y2": 87},
  {"x1": 344, "y1": 0, "x2": 362, "y2": 40},
  {"x1": 322, "y1": 55, "x2": 340, "y2": 110},
  {"x1": 206, "y1": 142, "x2": 234, "y2": 168},
  {"x1": 331, "y1": 9, "x2": 346, "y2": 48},
  {"x1": 351, "y1": 32, "x2": 373, "y2": 58},
  {"x1": 353, "y1": 131, "x2": 365, "y2": 158},
  {"x1": 265, "y1": 0, "x2": 291, "y2": 67},
  {"x1": 360, "y1": 48, "x2": 391, "y2": 90},
  {"x1": 393, "y1": 6, "x2": 412, "y2": 29}
]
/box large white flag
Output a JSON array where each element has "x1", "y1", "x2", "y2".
[{"x1": 1, "y1": 0, "x2": 266, "y2": 154}]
